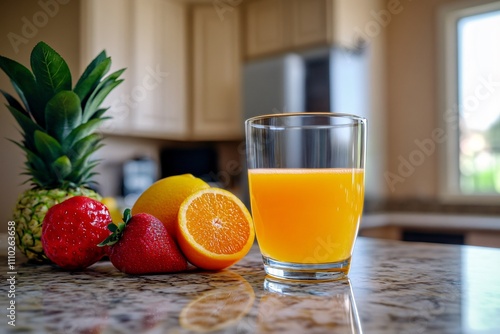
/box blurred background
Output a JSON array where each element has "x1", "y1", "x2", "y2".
[{"x1": 1, "y1": 0, "x2": 499, "y2": 245}]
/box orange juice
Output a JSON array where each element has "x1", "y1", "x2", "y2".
[{"x1": 248, "y1": 168, "x2": 364, "y2": 264}]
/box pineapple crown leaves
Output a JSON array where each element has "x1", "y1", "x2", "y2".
[
  {"x1": 98, "y1": 209, "x2": 133, "y2": 247},
  {"x1": 0, "y1": 41, "x2": 125, "y2": 190}
]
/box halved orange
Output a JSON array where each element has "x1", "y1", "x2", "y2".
[{"x1": 177, "y1": 188, "x2": 255, "y2": 270}]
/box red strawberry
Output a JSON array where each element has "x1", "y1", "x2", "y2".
[
  {"x1": 99, "y1": 209, "x2": 188, "y2": 274},
  {"x1": 41, "y1": 196, "x2": 112, "y2": 270}
]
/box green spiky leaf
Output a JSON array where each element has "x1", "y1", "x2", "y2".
[
  {"x1": 1, "y1": 89, "x2": 28, "y2": 117},
  {"x1": 74, "y1": 57, "x2": 111, "y2": 102},
  {"x1": 0, "y1": 55, "x2": 40, "y2": 122},
  {"x1": 33, "y1": 130, "x2": 64, "y2": 165},
  {"x1": 103, "y1": 67, "x2": 126, "y2": 82},
  {"x1": 66, "y1": 142, "x2": 103, "y2": 185},
  {"x1": 9, "y1": 139, "x2": 49, "y2": 175},
  {"x1": 68, "y1": 133, "x2": 102, "y2": 163},
  {"x1": 26, "y1": 149, "x2": 48, "y2": 174},
  {"x1": 83, "y1": 80, "x2": 123, "y2": 122},
  {"x1": 62, "y1": 117, "x2": 107, "y2": 151},
  {"x1": 69, "y1": 162, "x2": 98, "y2": 186},
  {"x1": 74, "y1": 50, "x2": 107, "y2": 90},
  {"x1": 76, "y1": 161, "x2": 101, "y2": 185},
  {"x1": 90, "y1": 108, "x2": 109, "y2": 120},
  {"x1": 6, "y1": 105, "x2": 43, "y2": 150},
  {"x1": 67, "y1": 148, "x2": 101, "y2": 182},
  {"x1": 30, "y1": 42, "x2": 72, "y2": 106},
  {"x1": 83, "y1": 68, "x2": 125, "y2": 122},
  {"x1": 52, "y1": 155, "x2": 72, "y2": 180},
  {"x1": 45, "y1": 91, "x2": 82, "y2": 141},
  {"x1": 9, "y1": 139, "x2": 53, "y2": 187},
  {"x1": 26, "y1": 169, "x2": 53, "y2": 187}
]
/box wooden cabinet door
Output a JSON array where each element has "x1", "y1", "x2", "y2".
[
  {"x1": 244, "y1": 0, "x2": 331, "y2": 59},
  {"x1": 81, "y1": 0, "x2": 190, "y2": 139},
  {"x1": 83, "y1": 0, "x2": 243, "y2": 140},
  {"x1": 291, "y1": 0, "x2": 330, "y2": 48},
  {"x1": 132, "y1": 0, "x2": 189, "y2": 139},
  {"x1": 244, "y1": 0, "x2": 288, "y2": 59},
  {"x1": 191, "y1": 5, "x2": 243, "y2": 140}
]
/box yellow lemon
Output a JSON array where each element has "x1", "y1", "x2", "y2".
[{"x1": 131, "y1": 174, "x2": 210, "y2": 238}]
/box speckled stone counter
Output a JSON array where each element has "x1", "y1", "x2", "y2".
[{"x1": 1, "y1": 237, "x2": 500, "y2": 333}]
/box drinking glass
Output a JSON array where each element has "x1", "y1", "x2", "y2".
[{"x1": 245, "y1": 112, "x2": 366, "y2": 281}]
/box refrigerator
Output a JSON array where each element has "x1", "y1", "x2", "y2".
[{"x1": 241, "y1": 46, "x2": 369, "y2": 205}]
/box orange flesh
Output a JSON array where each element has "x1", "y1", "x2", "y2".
[{"x1": 185, "y1": 192, "x2": 251, "y2": 255}]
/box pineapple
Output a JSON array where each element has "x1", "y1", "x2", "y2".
[{"x1": 0, "y1": 41, "x2": 125, "y2": 262}]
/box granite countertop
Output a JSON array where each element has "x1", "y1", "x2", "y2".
[{"x1": 1, "y1": 237, "x2": 500, "y2": 333}]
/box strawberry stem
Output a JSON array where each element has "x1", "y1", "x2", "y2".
[{"x1": 97, "y1": 208, "x2": 132, "y2": 247}]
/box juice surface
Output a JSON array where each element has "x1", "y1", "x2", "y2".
[{"x1": 248, "y1": 168, "x2": 364, "y2": 264}]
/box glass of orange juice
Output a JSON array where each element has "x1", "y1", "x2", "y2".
[{"x1": 245, "y1": 113, "x2": 366, "y2": 281}]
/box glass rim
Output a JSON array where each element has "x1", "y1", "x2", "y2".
[{"x1": 245, "y1": 112, "x2": 366, "y2": 130}]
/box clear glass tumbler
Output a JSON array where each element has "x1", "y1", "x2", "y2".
[{"x1": 245, "y1": 112, "x2": 366, "y2": 281}]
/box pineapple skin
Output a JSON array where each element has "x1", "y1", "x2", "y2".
[{"x1": 13, "y1": 187, "x2": 101, "y2": 262}]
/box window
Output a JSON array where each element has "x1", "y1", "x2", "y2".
[{"x1": 438, "y1": 1, "x2": 500, "y2": 202}]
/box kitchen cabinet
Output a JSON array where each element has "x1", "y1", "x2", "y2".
[
  {"x1": 131, "y1": 0, "x2": 189, "y2": 138},
  {"x1": 291, "y1": 0, "x2": 330, "y2": 48},
  {"x1": 244, "y1": 0, "x2": 331, "y2": 59},
  {"x1": 191, "y1": 5, "x2": 242, "y2": 139},
  {"x1": 244, "y1": 0, "x2": 287, "y2": 58},
  {"x1": 243, "y1": 0, "x2": 383, "y2": 60},
  {"x1": 80, "y1": 0, "x2": 243, "y2": 140}
]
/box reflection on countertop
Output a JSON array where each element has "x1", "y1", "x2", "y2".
[{"x1": 2, "y1": 237, "x2": 500, "y2": 333}]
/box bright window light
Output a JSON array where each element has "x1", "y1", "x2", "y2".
[{"x1": 457, "y1": 10, "x2": 500, "y2": 194}]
